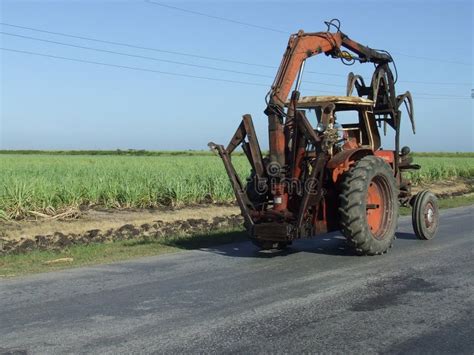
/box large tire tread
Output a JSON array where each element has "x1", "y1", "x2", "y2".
[{"x1": 339, "y1": 156, "x2": 399, "y2": 255}]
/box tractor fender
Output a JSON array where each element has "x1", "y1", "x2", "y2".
[{"x1": 328, "y1": 148, "x2": 374, "y2": 183}]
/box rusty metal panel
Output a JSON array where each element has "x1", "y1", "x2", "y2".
[
  {"x1": 286, "y1": 95, "x2": 374, "y2": 108},
  {"x1": 253, "y1": 222, "x2": 290, "y2": 241}
]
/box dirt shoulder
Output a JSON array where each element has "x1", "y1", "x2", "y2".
[
  {"x1": 1, "y1": 204, "x2": 240, "y2": 241},
  {"x1": 0, "y1": 179, "x2": 472, "y2": 255},
  {"x1": 0, "y1": 204, "x2": 243, "y2": 255},
  {"x1": 416, "y1": 179, "x2": 473, "y2": 198}
]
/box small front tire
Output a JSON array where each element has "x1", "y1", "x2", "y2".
[{"x1": 412, "y1": 190, "x2": 439, "y2": 240}]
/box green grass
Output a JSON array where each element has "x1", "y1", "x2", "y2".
[
  {"x1": 0, "y1": 154, "x2": 251, "y2": 219},
  {"x1": 405, "y1": 157, "x2": 474, "y2": 184},
  {"x1": 0, "y1": 227, "x2": 246, "y2": 277},
  {"x1": 0, "y1": 152, "x2": 472, "y2": 219}
]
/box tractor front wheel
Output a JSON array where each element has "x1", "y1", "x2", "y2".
[
  {"x1": 412, "y1": 190, "x2": 439, "y2": 240},
  {"x1": 339, "y1": 156, "x2": 399, "y2": 255}
]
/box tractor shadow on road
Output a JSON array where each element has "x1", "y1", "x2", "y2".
[
  {"x1": 395, "y1": 232, "x2": 418, "y2": 240},
  {"x1": 193, "y1": 231, "x2": 419, "y2": 259},
  {"x1": 196, "y1": 232, "x2": 356, "y2": 258}
]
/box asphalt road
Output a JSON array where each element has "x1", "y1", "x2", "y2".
[{"x1": 1, "y1": 206, "x2": 473, "y2": 354}]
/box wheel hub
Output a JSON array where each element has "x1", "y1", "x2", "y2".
[
  {"x1": 424, "y1": 202, "x2": 436, "y2": 228},
  {"x1": 366, "y1": 175, "x2": 393, "y2": 240},
  {"x1": 427, "y1": 208, "x2": 434, "y2": 223}
]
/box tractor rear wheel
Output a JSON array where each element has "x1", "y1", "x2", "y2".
[{"x1": 339, "y1": 156, "x2": 399, "y2": 255}]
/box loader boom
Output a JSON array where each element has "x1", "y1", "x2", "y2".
[{"x1": 268, "y1": 31, "x2": 392, "y2": 108}]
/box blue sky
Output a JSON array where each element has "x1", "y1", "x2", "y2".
[{"x1": 0, "y1": 0, "x2": 472, "y2": 151}]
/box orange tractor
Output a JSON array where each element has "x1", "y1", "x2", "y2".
[{"x1": 209, "y1": 20, "x2": 439, "y2": 255}]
